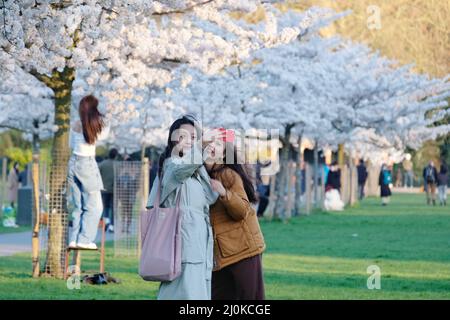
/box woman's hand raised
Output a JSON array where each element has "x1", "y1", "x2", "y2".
[
  {"x1": 202, "y1": 128, "x2": 226, "y2": 148},
  {"x1": 210, "y1": 178, "x2": 227, "y2": 197}
]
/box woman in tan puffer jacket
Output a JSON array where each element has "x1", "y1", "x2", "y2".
[{"x1": 204, "y1": 136, "x2": 266, "y2": 300}]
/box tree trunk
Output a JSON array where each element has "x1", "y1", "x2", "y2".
[
  {"x1": 305, "y1": 162, "x2": 312, "y2": 215},
  {"x1": 338, "y1": 143, "x2": 345, "y2": 167},
  {"x1": 313, "y1": 140, "x2": 319, "y2": 208},
  {"x1": 273, "y1": 125, "x2": 292, "y2": 221},
  {"x1": 141, "y1": 145, "x2": 146, "y2": 161},
  {"x1": 349, "y1": 158, "x2": 358, "y2": 206},
  {"x1": 31, "y1": 153, "x2": 41, "y2": 277},
  {"x1": 32, "y1": 132, "x2": 40, "y2": 155},
  {"x1": 263, "y1": 174, "x2": 277, "y2": 220},
  {"x1": 43, "y1": 67, "x2": 75, "y2": 278},
  {"x1": 285, "y1": 161, "x2": 295, "y2": 218},
  {"x1": 294, "y1": 136, "x2": 303, "y2": 216},
  {"x1": 0, "y1": 158, "x2": 7, "y2": 220}
]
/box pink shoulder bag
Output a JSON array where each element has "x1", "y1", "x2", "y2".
[{"x1": 139, "y1": 184, "x2": 182, "y2": 281}]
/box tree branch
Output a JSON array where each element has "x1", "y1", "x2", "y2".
[
  {"x1": 152, "y1": 0, "x2": 214, "y2": 16},
  {"x1": 1, "y1": 0, "x2": 14, "y2": 45},
  {"x1": 29, "y1": 69, "x2": 54, "y2": 88}
]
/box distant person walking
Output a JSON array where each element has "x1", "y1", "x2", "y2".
[
  {"x1": 99, "y1": 148, "x2": 118, "y2": 232},
  {"x1": 402, "y1": 154, "x2": 414, "y2": 188},
  {"x1": 423, "y1": 161, "x2": 438, "y2": 206},
  {"x1": 7, "y1": 162, "x2": 20, "y2": 209},
  {"x1": 379, "y1": 164, "x2": 392, "y2": 206},
  {"x1": 437, "y1": 159, "x2": 448, "y2": 206},
  {"x1": 357, "y1": 159, "x2": 368, "y2": 200}
]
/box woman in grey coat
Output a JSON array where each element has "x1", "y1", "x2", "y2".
[{"x1": 146, "y1": 115, "x2": 220, "y2": 300}]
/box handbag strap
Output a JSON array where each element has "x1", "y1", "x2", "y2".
[
  {"x1": 154, "y1": 180, "x2": 161, "y2": 209},
  {"x1": 154, "y1": 175, "x2": 183, "y2": 209}
]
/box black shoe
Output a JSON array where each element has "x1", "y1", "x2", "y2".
[{"x1": 83, "y1": 273, "x2": 108, "y2": 285}]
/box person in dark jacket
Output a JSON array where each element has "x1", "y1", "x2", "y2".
[
  {"x1": 99, "y1": 148, "x2": 118, "y2": 232},
  {"x1": 255, "y1": 160, "x2": 271, "y2": 217},
  {"x1": 326, "y1": 161, "x2": 341, "y2": 192},
  {"x1": 423, "y1": 161, "x2": 438, "y2": 205},
  {"x1": 379, "y1": 164, "x2": 392, "y2": 206},
  {"x1": 437, "y1": 159, "x2": 448, "y2": 206},
  {"x1": 357, "y1": 159, "x2": 368, "y2": 200}
]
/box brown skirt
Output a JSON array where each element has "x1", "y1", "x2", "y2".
[{"x1": 212, "y1": 254, "x2": 265, "y2": 300}]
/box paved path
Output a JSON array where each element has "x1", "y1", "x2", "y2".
[{"x1": 0, "y1": 229, "x2": 114, "y2": 257}]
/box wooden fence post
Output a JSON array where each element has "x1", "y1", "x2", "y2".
[
  {"x1": 305, "y1": 163, "x2": 312, "y2": 215},
  {"x1": 31, "y1": 154, "x2": 40, "y2": 277}
]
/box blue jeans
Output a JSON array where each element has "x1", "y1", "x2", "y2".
[
  {"x1": 67, "y1": 155, "x2": 104, "y2": 244},
  {"x1": 404, "y1": 170, "x2": 414, "y2": 187}
]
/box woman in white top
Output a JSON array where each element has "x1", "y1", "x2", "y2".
[{"x1": 67, "y1": 95, "x2": 109, "y2": 250}]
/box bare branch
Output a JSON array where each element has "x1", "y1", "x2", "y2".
[{"x1": 152, "y1": 0, "x2": 214, "y2": 16}]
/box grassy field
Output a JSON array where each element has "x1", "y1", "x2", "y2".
[
  {"x1": 0, "y1": 225, "x2": 30, "y2": 234},
  {"x1": 1, "y1": 193, "x2": 450, "y2": 299}
]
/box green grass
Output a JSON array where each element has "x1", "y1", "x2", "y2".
[
  {"x1": 0, "y1": 225, "x2": 30, "y2": 234},
  {"x1": 1, "y1": 193, "x2": 450, "y2": 299}
]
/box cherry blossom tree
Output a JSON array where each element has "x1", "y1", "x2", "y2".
[
  {"x1": 1, "y1": 1, "x2": 343, "y2": 276},
  {"x1": 168, "y1": 32, "x2": 450, "y2": 218},
  {"x1": 0, "y1": 57, "x2": 55, "y2": 151}
]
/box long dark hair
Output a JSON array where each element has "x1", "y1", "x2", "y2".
[
  {"x1": 158, "y1": 116, "x2": 197, "y2": 178},
  {"x1": 208, "y1": 143, "x2": 257, "y2": 204},
  {"x1": 13, "y1": 162, "x2": 19, "y2": 175},
  {"x1": 79, "y1": 95, "x2": 104, "y2": 144}
]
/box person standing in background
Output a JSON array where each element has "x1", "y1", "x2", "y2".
[
  {"x1": 395, "y1": 166, "x2": 403, "y2": 188},
  {"x1": 437, "y1": 159, "x2": 448, "y2": 206},
  {"x1": 7, "y1": 162, "x2": 20, "y2": 209},
  {"x1": 255, "y1": 160, "x2": 270, "y2": 217},
  {"x1": 402, "y1": 154, "x2": 414, "y2": 188},
  {"x1": 379, "y1": 164, "x2": 392, "y2": 206},
  {"x1": 99, "y1": 148, "x2": 118, "y2": 232},
  {"x1": 18, "y1": 163, "x2": 29, "y2": 187},
  {"x1": 323, "y1": 163, "x2": 330, "y2": 186},
  {"x1": 423, "y1": 161, "x2": 438, "y2": 206},
  {"x1": 357, "y1": 159, "x2": 368, "y2": 200},
  {"x1": 326, "y1": 161, "x2": 341, "y2": 193}
]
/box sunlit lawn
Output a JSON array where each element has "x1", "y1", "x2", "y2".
[{"x1": 1, "y1": 193, "x2": 450, "y2": 299}]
